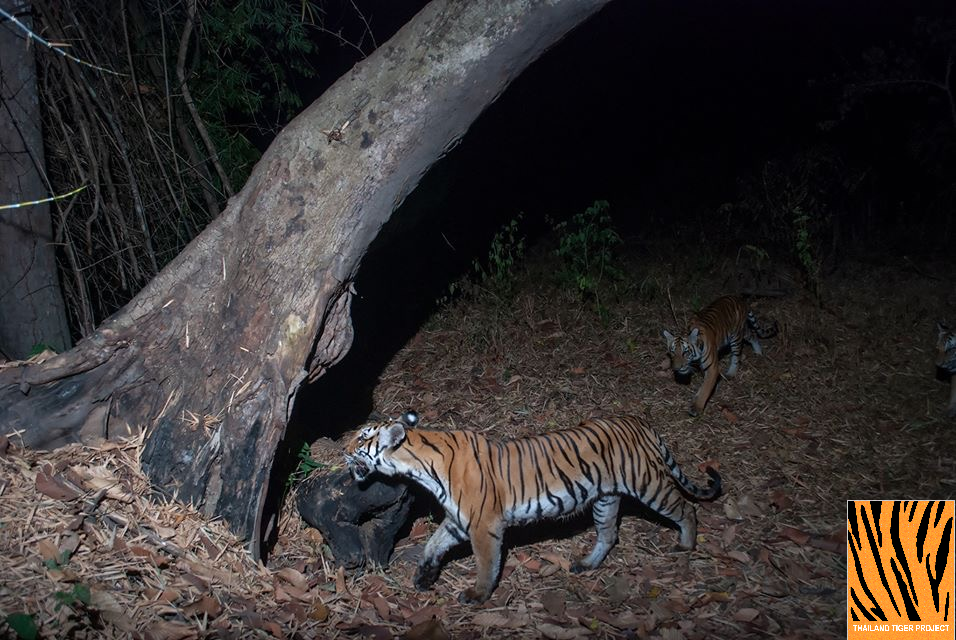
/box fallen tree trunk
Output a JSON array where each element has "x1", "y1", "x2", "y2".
[{"x1": 0, "y1": 0, "x2": 610, "y2": 556}]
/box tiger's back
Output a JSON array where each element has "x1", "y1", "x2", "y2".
[
  {"x1": 663, "y1": 294, "x2": 777, "y2": 415},
  {"x1": 344, "y1": 413, "x2": 720, "y2": 604}
]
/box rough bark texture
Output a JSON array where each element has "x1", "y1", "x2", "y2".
[
  {"x1": 0, "y1": 0, "x2": 610, "y2": 555},
  {"x1": 0, "y1": 0, "x2": 72, "y2": 359}
]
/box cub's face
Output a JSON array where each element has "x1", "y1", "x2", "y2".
[
  {"x1": 938, "y1": 323, "x2": 956, "y2": 371},
  {"x1": 344, "y1": 418, "x2": 409, "y2": 482},
  {"x1": 662, "y1": 328, "x2": 700, "y2": 375}
]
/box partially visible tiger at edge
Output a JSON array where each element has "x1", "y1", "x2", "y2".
[
  {"x1": 937, "y1": 321, "x2": 956, "y2": 418},
  {"x1": 662, "y1": 294, "x2": 778, "y2": 416},
  {"x1": 344, "y1": 412, "x2": 722, "y2": 604}
]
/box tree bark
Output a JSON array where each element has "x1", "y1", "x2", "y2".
[
  {"x1": 0, "y1": 0, "x2": 72, "y2": 359},
  {"x1": 0, "y1": 0, "x2": 609, "y2": 556}
]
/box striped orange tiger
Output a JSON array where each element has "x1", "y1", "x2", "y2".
[
  {"x1": 662, "y1": 294, "x2": 778, "y2": 416},
  {"x1": 344, "y1": 412, "x2": 721, "y2": 604},
  {"x1": 937, "y1": 322, "x2": 956, "y2": 418},
  {"x1": 847, "y1": 500, "x2": 954, "y2": 637}
]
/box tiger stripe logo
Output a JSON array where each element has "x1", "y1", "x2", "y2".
[{"x1": 847, "y1": 500, "x2": 954, "y2": 639}]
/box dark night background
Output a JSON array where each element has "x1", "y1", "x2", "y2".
[{"x1": 290, "y1": 0, "x2": 956, "y2": 429}]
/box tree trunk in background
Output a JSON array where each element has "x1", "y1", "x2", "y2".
[
  {"x1": 0, "y1": 0, "x2": 610, "y2": 555},
  {"x1": 0, "y1": 0, "x2": 72, "y2": 359}
]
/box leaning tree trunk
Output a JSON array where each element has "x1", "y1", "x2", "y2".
[
  {"x1": 0, "y1": 0, "x2": 609, "y2": 556},
  {"x1": 0, "y1": 0, "x2": 72, "y2": 359}
]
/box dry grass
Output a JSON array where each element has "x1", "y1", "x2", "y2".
[{"x1": 2, "y1": 251, "x2": 955, "y2": 639}]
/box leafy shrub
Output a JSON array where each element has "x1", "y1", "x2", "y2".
[{"x1": 551, "y1": 200, "x2": 623, "y2": 300}]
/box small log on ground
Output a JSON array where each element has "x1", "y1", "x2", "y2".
[{"x1": 297, "y1": 469, "x2": 413, "y2": 568}]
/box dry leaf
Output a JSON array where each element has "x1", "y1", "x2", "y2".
[
  {"x1": 309, "y1": 600, "x2": 330, "y2": 622},
  {"x1": 372, "y1": 595, "x2": 391, "y2": 620},
  {"x1": 144, "y1": 620, "x2": 198, "y2": 640},
  {"x1": 35, "y1": 470, "x2": 81, "y2": 501},
  {"x1": 275, "y1": 566, "x2": 308, "y2": 591},
  {"x1": 724, "y1": 550, "x2": 751, "y2": 564},
  {"x1": 540, "y1": 589, "x2": 567, "y2": 617},
  {"x1": 770, "y1": 490, "x2": 793, "y2": 511},
  {"x1": 780, "y1": 526, "x2": 811, "y2": 545},
  {"x1": 605, "y1": 575, "x2": 630, "y2": 605},
  {"x1": 569, "y1": 366, "x2": 586, "y2": 375},
  {"x1": 540, "y1": 552, "x2": 570, "y2": 571},
  {"x1": 183, "y1": 595, "x2": 222, "y2": 618},
  {"x1": 472, "y1": 610, "x2": 529, "y2": 629},
  {"x1": 722, "y1": 523, "x2": 737, "y2": 546},
  {"x1": 335, "y1": 566, "x2": 349, "y2": 595},
  {"x1": 734, "y1": 608, "x2": 761, "y2": 622},
  {"x1": 402, "y1": 618, "x2": 450, "y2": 640},
  {"x1": 720, "y1": 406, "x2": 739, "y2": 424},
  {"x1": 538, "y1": 623, "x2": 592, "y2": 639},
  {"x1": 723, "y1": 499, "x2": 744, "y2": 521}
]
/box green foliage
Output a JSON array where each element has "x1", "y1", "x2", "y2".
[
  {"x1": 28, "y1": 343, "x2": 54, "y2": 357},
  {"x1": 4, "y1": 613, "x2": 38, "y2": 640},
  {"x1": 286, "y1": 442, "x2": 326, "y2": 490},
  {"x1": 53, "y1": 583, "x2": 91, "y2": 612},
  {"x1": 551, "y1": 200, "x2": 623, "y2": 307},
  {"x1": 472, "y1": 214, "x2": 526, "y2": 296},
  {"x1": 728, "y1": 148, "x2": 849, "y2": 296},
  {"x1": 195, "y1": 0, "x2": 319, "y2": 187}
]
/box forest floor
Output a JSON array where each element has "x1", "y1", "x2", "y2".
[{"x1": 2, "y1": 248, "x2": 955, "y2": 639}]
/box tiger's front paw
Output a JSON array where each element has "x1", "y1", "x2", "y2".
[
  {"x1": 414, "y1": 562, "x2": 440, "y2": 591},
  {"x1": 569, "y1": 560, "x2": 592, "y2": 574},
  {"x1": 687, "y1": 403, "x2": 702, "y2": 417}
]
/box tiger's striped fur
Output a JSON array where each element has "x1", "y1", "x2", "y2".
[
  {"x1": 344, "y1": 412, "x2": 721, "y2": 604},
  {"x1": 662, "y1": 294, "x2": 777, "y2": 416},
  {"x1": 937, "y1": 322, "x2": 956, "y2": 418}
]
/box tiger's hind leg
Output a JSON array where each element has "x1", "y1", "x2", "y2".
[
  {"x1": 415, "y1": 519, "x2": 467, "y2": 591},
  {"x1": 652, "y1": 495, "x2": 698, "y2": 550},
  {"x1": 571, "y1": 496, "x2": 621, "y2": 573}
]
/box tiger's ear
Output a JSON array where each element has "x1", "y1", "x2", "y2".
[
  {"x1": 662, "y1": 329, "x2": 674, "y2": 342},
  {"x1": 379, "y1": 422, "x2": 406, "y2": 449},
  {"x1": 688, "y1": 327, "x2": 700, "y2": 345}
]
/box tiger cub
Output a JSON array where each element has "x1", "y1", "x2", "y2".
[
  {"x1": 344, "y1": 412, "x2": 721, "y2": 604},
  {"x1": 937, "y1": 322, "x2": 956, "y2": 418},
  {"x1": 662, "y1": 294, "x2": 777, "y2": 416}
]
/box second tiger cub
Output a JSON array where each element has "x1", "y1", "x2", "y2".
[{"x1": 663, "y1": 295, "x2": 777, "y2": 416}]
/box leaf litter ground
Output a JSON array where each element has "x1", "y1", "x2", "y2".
[{"x1": 2, "y1": 251, "x2": 954, "y2": 639}]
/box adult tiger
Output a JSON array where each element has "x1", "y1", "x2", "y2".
[
  {"x1": 662, "y1": 294, "x2": 778, "y2": 416},
  {"x1": 344, "y1": 412, "x2": 721, "y2": 604},
  {"x1": 937, "y1": 322, "x2": 956, "y2": 418}
]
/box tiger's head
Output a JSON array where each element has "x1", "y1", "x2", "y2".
[
  {"x1": 937, "y1": 322, "x2": 956, "y2": 372},
  {"x1": 662, "y1": 328, "x2": 702, "y2": 375},
  {"x1": 344, "y1": 411, "x2": 419, "y2": 482}
]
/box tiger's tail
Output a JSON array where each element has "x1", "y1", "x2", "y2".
[
  {"x1": 655, "y1": 433, "x2": 722, "y2": 501},
  {"x1": 747, "y1": 310, "x2": 778, "y2": 339}
]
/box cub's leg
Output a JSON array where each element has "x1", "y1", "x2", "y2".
[
  {"x1": 725, "y1": 336, "x2": 743, "y2": 377},
  {"x1": 948, "y1": 377, "x2": 956, "y2": 418},
  {"x1": 690, "y1": 365, "x2": 719, "y2": 416},
  {"x1": 415, "y1": 519, "x2": 466, "y2": 591},
  {"x1": 747, "y1": 334, "x2": 763, "y2": 355},
  {"x1": 571, "y1": 495, "x2": 621, "y2": 573},
  {"x1": 460, "y1": 523, "x2": 505, "y2": 604}
]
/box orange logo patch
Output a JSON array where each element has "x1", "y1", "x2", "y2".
[{"x1": 847, "y1": 500, "x2": 954, "y2": 639}]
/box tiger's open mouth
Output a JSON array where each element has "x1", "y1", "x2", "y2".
[{"x1": 347, "y1": 458, "x2": 371, "y2": 481}]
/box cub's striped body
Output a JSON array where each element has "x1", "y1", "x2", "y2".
[
  {"x1": 663, "y1": 294, "x2": 777, "y2": 416},
  {"x1": 937, "y1": 322, "x2": 956, "y2": 418},
  {"x1": 344, "y1": 412, "x2": 721, "y2": 604}
]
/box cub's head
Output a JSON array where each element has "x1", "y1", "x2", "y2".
[
  {"x1": 938, "y1": 322, "x2": 956, "y2": 371},
  {"x1": 662, "y1": 328, "x2": 701, "y2": 375},
  {"x1": 344, "y1": 411, "x2": 419, "y2": 482}
]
